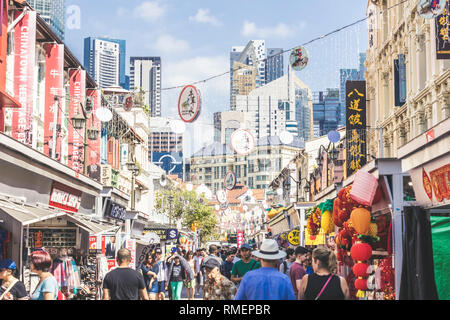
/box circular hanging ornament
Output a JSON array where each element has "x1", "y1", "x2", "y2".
[
  {"x1": 279, "y1": 130, "x2": 294, "y2": 145},
  {"x1": 352, "y1": 263, "x2": 369, "y2": 277},
  {"x1": 350, "y1": 208, "x2": 371, "y2": 235},
  {"x1": 95, "y1": 107, "x2": 113, "y2": 122},
  {"x1": 231, "y1": 129, "x2": 255, "y2": 155},
  {"x1": 224, "y1": 172, "x2": 237, "y2": 190},
  {"x1": 327, "y1": 130, "x2": 341, "y2": 143},
  {"x1": 417, "y1": 0, "x2": 446, "y2": 19},
  {"x1": 350, "y1": 242, "x2": 372, "y2": 261},
  {"x1": 355, "y1": 278, "x2": 368, "y2": 291},
  {"x1": 178, "y1": 85, "x2": 201, "y2": 123},
  {"x1": 290, "y1": 45, "x2": 309, "y2": 71},
  {"x1": 216, "y1": 189, "x2": 227, "y2": 204}
]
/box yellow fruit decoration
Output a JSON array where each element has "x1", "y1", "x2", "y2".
[
  {"x1": 321, "y1": 210, "x2": 335, "y2": 234},
  {"x1": 369, "y1": 222, "x2": 378, "y2": 237}
]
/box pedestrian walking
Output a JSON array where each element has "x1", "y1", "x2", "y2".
[
  {"x1": 166, "y1": 252, "x2": 194, "y2": 300},
  {"x1": 203, "y1": 258, "x2": 237, "y2": 300},
  {"x1": 103, "y1": 248, "x2": 149, "y2": 300},
  {"x1": 0, "y1": 259, "x2": 28, "y2": 300},
  {"x1": 279, "y1": 248, "x2": 295, "y2": 276},
  {"x1": 220, "y1": 251, "x2": 235, "y2": 280},
  {"x1": 230, "y1": 244, "x2": 260, "y2": 287},
  {"x1": 185, "y1": 251, "x2": 196, "y2": 300},
  {"x1": 155, "y1": 248, "x2": 167, "y2": 300},
  {"x1": 234, "y1": 239, "x2": 295, "y2": 300},
  {"x1": 193, "y1": 249, "x2": 204, "y2": 297},
  {"x1": 289, "y1": 246, "x2": 309, "y2": 298},
  {"x1": 29, "y1": 249, "x2": 59, "y2": 300},
  {"x1": 140, "y1": 253, "x2": 159, "y2": 300},
  {"x1": 298, "y1": 247, "x2": 350, "y2": 300}
]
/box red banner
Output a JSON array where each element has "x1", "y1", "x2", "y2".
[
  {"x1": 11, "y1": 10, "x2": 36, "y2": 146},
  {"x1": 237, "y1": 230, "x2": 244, "y2": 249},
  {"x1": 68, "y1": 69, "x2": 86, "y2": 172},
  {"x1": 43, "y1": 43, "x2": 64, "y2": 160},
  {"x1": 87, "y1": 89, "x2": 101, "y2": 181}
]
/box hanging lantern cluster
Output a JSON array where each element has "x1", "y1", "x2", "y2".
[
  {"x1": 306, "y1": 206, "x2": 321, "y2": 236},
  {"x1": 350, "y1": 242, "x2": 372, "y2": 299}
]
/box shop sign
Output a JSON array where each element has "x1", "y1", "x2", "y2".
[
  {"x1": 426, "y1": 129, "x2": 435, "y2": 143},
  {"x1": 288, "y1": 229, "x2": 300, "y2": 246},
  {"x1": 410, "y1": 158, "x2": 450, "y2": 206},
  {"x1": 125, "y1": 239, "x2": 136, "y2": 269},
  {"x1": 11, "y1": 10, "x2": 36, "y2": 147},
  {"x1": 117, "y1": 174, "x2": 132, "y2": 195},
  {"x1": 101, "y1": 164, "x2": 112, "y2": 186},
  {"x1": 89, "y1": 236, "x2": 97, "y2": 251},
  {"x1": 166, "y1": 228, "x2": 178, "y2": 241},
  {"x1": 143, "y1": 228, "x2": 167, "y2": 241},
  {"x1": 345, "y1": 81, "x2": 367, "y2": 177},
  {"x1": 107, "y1": 260, "x2": 116, "y2": 271},
  {"x1": 103, "y1": 198, "x2": 127, "y2": 220},
  {"x1": 43, "y1": 43, "x2": 64, "y2": 160},
  {"x1": 237, "y1": 230, "x2": 244, "y2": 248},
  {"x1": 178, "y1": 85, "x2": 201, "y2": 123},
  {"x1": 86, "y1": 89, "x2": 102, "y2": 182},
  {"x1": 68, "y1": 69, "x2": 86, "y2": 173},
  {"x1": 49, "y1": 182, "x2": 82, "y2": 213},
  {"x1": 435, "y1": 1, "x2": 450, "y2": 59}
]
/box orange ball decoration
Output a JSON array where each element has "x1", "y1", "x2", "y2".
[
  {"x1": 350, "y1": 208, "x2": 371, "y2": 235},
  {"x1": 352, "y1": 263, "x2": 369, "y2": 277},
  {"x1": 350, "y1": 242, "x2": 372, "y2": 261}
]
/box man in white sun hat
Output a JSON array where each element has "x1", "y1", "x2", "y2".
[{"x1": 234, "y1": 239, "x2": 296, "y2": 300}]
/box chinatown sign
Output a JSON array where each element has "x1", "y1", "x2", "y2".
[
  {"x1": 48, "y1": 182, "x2": 82, "y2": 213},
  {"x1": 345, "y1": 81, "x2": 367, "y2": 177}
]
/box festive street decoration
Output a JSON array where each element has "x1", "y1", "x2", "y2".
[
  {"x1": 350, "y1": 208, "x2": 371, "y2": 235},
  {"x1": 319, "y1": 199, "x2": 335, "y2": 234},
  {"x1": 224, "y1": 172, "x2": 237, "y2": 190},
  {"x1": 349, "y1": 171, "x2": 378, "y2": 206},
  {"x1": 350, "y1": 242, "x2": 372, "y2": 261},
  {"x1": 351, "y1": 241, "x2": 373, "y2": 299},
  {"x1": 306, "y1": 206, "x2": 321, "y2": 236},
  {"x1": 178, "y1": 85, "x2": 201, "y2": 123},
  {"x1": 289, "y1": 45, "x2": 309, "y2": 71},
  {"x1": 231, "y1": 129, "x2": 255, "y2": 155},
  {"x1": 352, "y1": 262, "x2": 369, "y2": 277},
  {"x1": 417, "y1": 0, "x2": 446, "y2": 19}
]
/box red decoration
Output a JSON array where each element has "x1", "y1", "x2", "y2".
[
  {"x1": 350, "y1": 242, "x2": 372, "y2": 261},
  {"x1": 373, "y1": 186, "x2": 383, "y2": 203},
  {"x1": 354, "y1": 278, "x2": 368, "y2": 291},
  {"x1": 352, "y1": 263, "x2": 369, "y2": 277}
]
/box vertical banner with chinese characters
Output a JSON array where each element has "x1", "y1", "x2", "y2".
[
  {"x1": 346, "y1": 81, "x2": 367, "y2": 177},
  {"x1": 68, "y1": 69, "x2": 86, "y2": 173},
  {"x1": 87, "y1": 89, "x2": 101, "y2": 181},
  {"x1": 43, "y1": 43, "x2": 64, "y2": 160},
  {"x1": 237, "y1": 230, "x2": 244, "y2": 249},
  {"x1": 435, "y1": 1, "x2": 449, "y2": 59},
  {"x1": 11, "y1": 10, "x2": 36, "y2": 146}
]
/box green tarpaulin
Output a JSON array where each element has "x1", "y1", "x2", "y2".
[{"x1": 430, "y1": 216, "x2": 450, "y2": 300}]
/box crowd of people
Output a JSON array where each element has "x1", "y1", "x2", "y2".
[{"x1": 0, "y1": 239, "x2": 350, "y2": 300}]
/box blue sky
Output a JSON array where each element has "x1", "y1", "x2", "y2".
[{"x1": 65, "y1": 0, "x2": 369, "y2": 155}]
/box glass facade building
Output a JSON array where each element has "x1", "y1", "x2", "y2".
[
  {"x1": 29, "y1": 0, "x2": 65, "y2": 40},
  {"x1": 313, "y1": 89, "x2": 341, "y2": 138}
]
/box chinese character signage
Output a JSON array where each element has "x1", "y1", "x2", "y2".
[
  {"x1": 178, "y1": 85, "x2": 201, "y2": 123},
  {"x1": 87, "y1": 89, "x2": 101, "y2": 182},
  {"x1": 43, "y1": 43, "x2": 64, "y2": 160},
  {"x1": 435, "y1": 1, "x2": 450, "y2": 59},
  {"x1": 236, "y1": 230, "x2": 244, "y2": 249},
  {"x1": 68, "y1": 69, "x2": 86, "y2": 173},
  {"x1": 346, "y1": 81, "x2": 367, "y2": 177},
  {"x1": 11, "y1": 10, "x2": 36, "y2": 146}
]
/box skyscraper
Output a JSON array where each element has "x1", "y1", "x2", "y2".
[
  {"x1": 265, "y1": 48, "x2": 284, "y2": 84},
  {"x1": 130, "y1": 57, "x2": 162, "y2": 117},
  {"x1": 84, "y1": 37, "x2": 127, "y2": 89},
  {"x1": 313, "y1": 89, "x2": 341, "y2": 138},
  {"x1": 28, "y1": 0, "x2": 65, "y2": 40}
]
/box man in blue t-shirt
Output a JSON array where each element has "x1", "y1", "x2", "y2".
[{"x1": 234, "y1": 239, "x2": 295, "y2": 300}]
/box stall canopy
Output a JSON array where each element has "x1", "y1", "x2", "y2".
[
  {"x1": 64, "y1": 214, "x2": 120, "y2": 235},
  {"x1": 0, "y1": 199, "x2": 67, "y2": 226}
]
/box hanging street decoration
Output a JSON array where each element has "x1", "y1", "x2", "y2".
[
  {"x1": 289, "y1": 45, "x2": 309, "y2": 71},
  {"x1": 124, "y1": 94, "x2": 133, "y2": 111},
  {"x1": 95, "y1": 107, "x2": 113, "y2": 122},
  {"x1": 178, "y1": 84, "x2": 201, "y2": 123},
  {"x1": 216, "y1": 189, "x2": 227, "y2": 204},
  {"x1": 224, "y1": 171, "x2": 237, "y2": 190},
  {"x1": 231, "y1": 128, "x2": 255, "y2": 155},
  {"x1": 328, "y1": 130, "x2": 341, "y2": 143},
  {"x1": 279, "y1": 130, "x2": 294, "y2": 145},
  {"x1": 418, "y1": 0, "x2": 447, "y2": 19}
]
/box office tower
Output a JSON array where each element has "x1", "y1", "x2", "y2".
[
  {"x1": 84, "y1": 37, "x2": 127, "y2": 89},
  {"x1": 130, "y1": 57, "x2": 162, "y2": 117},
  {"x1": 265, "y1": 48, "x2": 284, "y2": 84},
  {"x1": 28, "y1": 0, "x2": 65, "y2": 40},
  {"x1": 313, "y1": 89, "x2": 341, "y2": 138}
]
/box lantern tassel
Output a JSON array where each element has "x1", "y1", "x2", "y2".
[{"x1": 356, "y1": 290, "x2": 366, "y2": 299}]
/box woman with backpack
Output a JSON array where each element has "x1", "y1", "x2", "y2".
[
  {"x1": 298, "y1": 247, "x2": 350, "y2": 300},
  {"x1": 279, "y1": 248, "x2": 295, "y2": 275}
]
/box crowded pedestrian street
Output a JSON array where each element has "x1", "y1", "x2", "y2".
[{"x1": 0, "y1": 0, "x2": 449, "y2": 308}]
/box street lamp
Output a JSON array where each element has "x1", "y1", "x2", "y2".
[
  {"x1": 168, "y1": 194, "x2": 174, "y2": 227},
  {"x1": 126, "y1": 159, "x2": 140, "y2": 211}
]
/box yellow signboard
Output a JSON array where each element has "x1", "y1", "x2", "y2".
[
  {"x1": 305, "y1": 228, "x2": 326, "y2": 246},
  {"x1": 288, "y1": 229, "x2": 300, "y2": 246}
]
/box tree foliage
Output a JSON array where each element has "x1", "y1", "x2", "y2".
[{"x1": 155, "y1": 187, "x2": 218, "y2": 244}]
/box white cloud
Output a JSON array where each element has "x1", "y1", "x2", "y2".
[
  {"x1": 242, "y1": 21, "x2": 292, "y2": 38},
  {"x1": 116, "y1": 7, "x2": 128, "y2": 17},
  {"x1": 189, "y1": 8, "x2": 222, "y2": 26},
  {"x1": 153, "y1": 34, "x2": 190, "y2": 54},
  {"x1": 134, "y1": 1, "x2": 165, "y2": 21}
]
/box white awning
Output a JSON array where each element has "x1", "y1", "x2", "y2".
[
  {"x1": 64, "y1": 214, "x2": 120, "y2": 235},
  {"x1": 0, "y1": 200, "x2": 67, "y2": 226}
]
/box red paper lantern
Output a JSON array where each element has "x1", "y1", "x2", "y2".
[
  {"x1": 350, "y1": 242, "x2": 372, "y2": 261},
  {"x1": 355, "y1": 278, "x2": 368, "y2": 291},
  {"x1": 352, "y1": 263, "x2": 369, "y2": 277}
]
